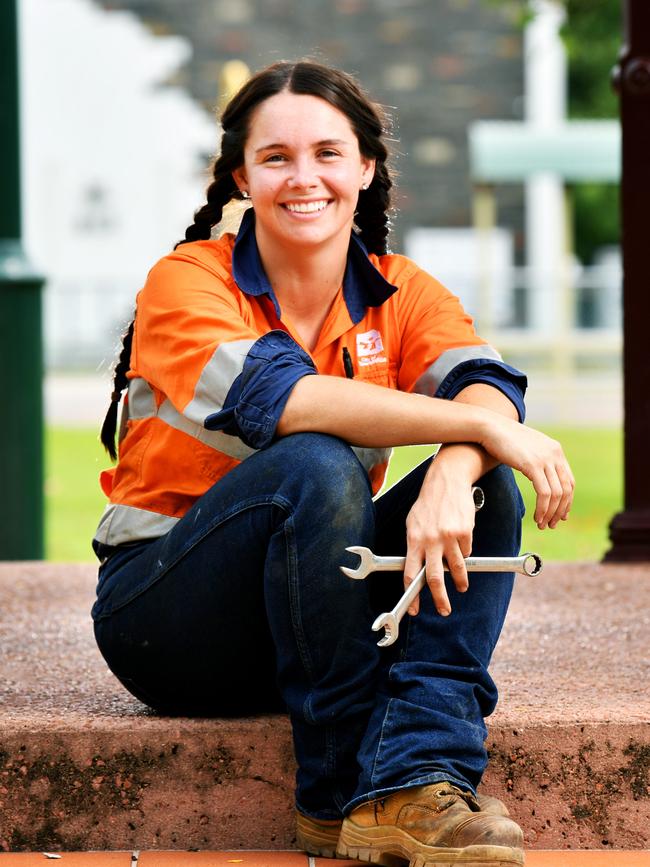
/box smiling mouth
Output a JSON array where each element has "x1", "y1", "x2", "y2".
[{"x1": 283, "y1": 200, "x2": 330, "y2": 214}]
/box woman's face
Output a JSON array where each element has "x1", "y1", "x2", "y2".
[{"x1": 232, "y1": 91, "x2": 375, "y2": 255}]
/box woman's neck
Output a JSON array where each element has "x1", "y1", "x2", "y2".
[{"x1": 256, "y1": 231, "x2": 349, "y2": 320}]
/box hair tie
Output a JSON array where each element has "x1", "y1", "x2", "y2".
[{"x1": 110, "y1": 390, "x2": 122, "y2": 403}]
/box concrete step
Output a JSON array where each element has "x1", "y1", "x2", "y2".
[{"x1": 1, "y1": 561, "x2": 649, "y2": 854}]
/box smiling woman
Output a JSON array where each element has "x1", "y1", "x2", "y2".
[{"x1": 91, "y1": 60, "x2": 574, "y2": 867}]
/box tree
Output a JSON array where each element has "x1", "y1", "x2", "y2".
[
  {"x1": 561, "y1": 0, "x2": 621, "y2": 263},
  {"x1": 489, "y1": 0, "x2": 622, "y2": 261}
]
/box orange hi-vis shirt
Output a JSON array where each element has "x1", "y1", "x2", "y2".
[{"x1": 95, "y1": 210, "x2": 526, "y2": 550}]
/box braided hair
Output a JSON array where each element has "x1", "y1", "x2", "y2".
[{"x1": 100, "y1": 60, "x2": 394, "y2": 459}]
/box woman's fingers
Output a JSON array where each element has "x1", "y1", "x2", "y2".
[
  {"x1": 404, "y1": 483, "x2": 477, "y2": 617},
  {"x1": 404, "y1": 541, "x2": 471, "y2": 618},
  {"x1": 481, "y1": 421, "x2": 575, "y2": 531},
  {"x1": 403, "y1": 549, "x2": 424, "y2": 617},
  {"x1": 424, "y1": 555, "x2": 451, "y2": 617},
  {"x1": 530, "y1": 456, "x2": 575, "y2": 529}
]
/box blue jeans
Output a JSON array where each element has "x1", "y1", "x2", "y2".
[{"x1": 92, "y1": 433, "x2": 523, "y2": 819}]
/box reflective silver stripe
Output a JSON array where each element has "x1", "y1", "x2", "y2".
[
  {"x1": 414, "y1": 345, "x2": 502, "y2": 397},
  {"x1": 127, "y1": 377, "x2": 157, "y2": 419},
  {"x1": 352, "y1": 446, "x2": 393, "y2": 475},
  {"x1": 158, "y1": 398, "x2": 256, "y2": 460},
  {"x1": 184, "y1": 339, "x2": 256, "y2": 424},
  {"x1": 94, "y1": 503, "x2": 179, "y2": 546}
]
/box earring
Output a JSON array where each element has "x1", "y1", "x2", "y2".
[
  {"x1": 361, "y1": 182, "x2": 369, "y2": 191},
  {"x1": 240, "y1": 190, "x2": 250, "y2": 199}
]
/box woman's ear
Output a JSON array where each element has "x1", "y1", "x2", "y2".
[
  {"x1": 361, "y1": 158, "x2": 376, "y2": 190},
  {"x1": 232, "y1": 168, "x2": 248, "y2": 194}
]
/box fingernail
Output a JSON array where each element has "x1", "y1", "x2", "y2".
[{"x1": 439, "y1": 608, "x2": 451, "y2": 617}]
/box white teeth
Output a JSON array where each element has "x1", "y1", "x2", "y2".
[{"x1": 285, "y1": 200, "x2": 328, "y2": 213}]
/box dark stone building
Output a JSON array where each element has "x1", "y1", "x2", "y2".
[{"x1": 100, "y1": 0, "x2": 525, "y2": 249}]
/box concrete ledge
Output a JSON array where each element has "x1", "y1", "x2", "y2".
[{"x1": 1, "y1": 561, "x2": 649, "y2": 852}]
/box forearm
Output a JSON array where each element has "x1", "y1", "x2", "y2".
[
  {"x1": 277, "y1": 374, "x2": 491, "y2": 447},
  {"x1": 279, "y1": 374, "x2": 572, "y2": 531},
  {"x1": 430, "y1": 383, "x2": 520, "y2": 484}
]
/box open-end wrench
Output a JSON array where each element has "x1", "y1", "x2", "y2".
[
  {"x1": 341, "y1": 549, "x2": 543, "y2": 581},
  {"x1": 370, "y1": 552, "x2": 543, "y2": 647}
]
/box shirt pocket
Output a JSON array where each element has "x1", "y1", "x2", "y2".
[{"x1": 354, "y1": 361, "x2": 398, "y2": 390}]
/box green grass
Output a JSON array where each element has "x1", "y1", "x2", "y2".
[
  {"x1": 45, "y1": 427, "x2": 108, "y2": 562},
  {"x1": 46, "y1": 426, "x2": 622, "y2": 562}
]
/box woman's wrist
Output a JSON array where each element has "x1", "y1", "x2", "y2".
[{"x1": 429, "y1": 443, "x2": 490, "y2": 486}]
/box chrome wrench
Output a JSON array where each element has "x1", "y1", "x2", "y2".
[
  {"x1": 369, "y1": 552, "x2": 542, "y2": 647},
  {"x1": 342, "y1": 550, "x2": 543, "y2": 582}
]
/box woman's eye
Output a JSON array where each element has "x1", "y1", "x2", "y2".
[
  {"x1": 264, "y1": 153, "x2": 287, "y2": 163},
  {"x1": 319, "y1": 149, "x2": 339, "y2": 158}
]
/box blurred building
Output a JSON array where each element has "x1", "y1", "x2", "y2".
[
  {"x1": 97, "y1": 0, "x2": 528, "y2": 249},
  {"x1": 20, "y1": 0, "x2": 216, "y2": 369}
]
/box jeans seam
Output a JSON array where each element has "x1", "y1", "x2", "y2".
[
  {"x1": 283, "y1": 514, "x2": 318, "y2": 697},
  {"x1": 369, "y1": 696, "x2": 394, "y2": 786}
]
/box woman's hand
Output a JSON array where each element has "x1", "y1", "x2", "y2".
[
  {"x1": 403, "y1": 465, "x2": 478, "y2": 617},
  {"x1": 479, "y1": 414, "x2": 575, "y2": 530}
]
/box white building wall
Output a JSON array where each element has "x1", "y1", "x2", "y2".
[{"x1": 19, "y1": 0, "x2": 217, "y2": 369}]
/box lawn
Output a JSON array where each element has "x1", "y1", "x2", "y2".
[{"x1": 46, "y1": 426, "x2": 622, "y2": 563}]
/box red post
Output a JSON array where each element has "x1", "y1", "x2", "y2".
[{"x1": 605, "y1": 0, "x2": 650, "y2": 560}]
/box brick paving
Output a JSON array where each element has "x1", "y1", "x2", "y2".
[{"x1": 0, "y1": 850, "x2": 650, "y2": 865}]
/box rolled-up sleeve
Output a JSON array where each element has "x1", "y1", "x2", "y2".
[
  {"x1": 204, "y1": 330, "x2": 317, "y2": 448},
  {"x1": 435, "y1": 358, "x2": 528, "y2": 422}
]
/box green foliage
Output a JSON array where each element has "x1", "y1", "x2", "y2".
[
  {"x1": 486, "y1": 0, "x2": 623, "y2": 262},
  {"x1": 561, "y1": 0, "x2": 621, "y2": 120},
  {"x1": 562, "y1": 0, "x2": 622, "y2": 262},
  {"x1": 571, "y1": 182, "x2": 620, "y2": 264}
]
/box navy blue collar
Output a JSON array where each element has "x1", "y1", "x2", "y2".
[{"x1": 231, "y1": 208, "x2": 397, "y2": 324}]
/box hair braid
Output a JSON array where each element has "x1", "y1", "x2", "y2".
[
  {"x1": 356, "y1": 161, "x2": 393, "y2": 255},
  {"x1": 176, "y1": 167, "x2": 240, "y2": 248},
  {"x1": 100, "y1": 318, "x2": 135, "y2": 461}
]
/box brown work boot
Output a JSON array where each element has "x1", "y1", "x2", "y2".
[
  {"x1": 296, "y1": 811, "x2": 342, "y2": 857},
  {"x1": 295, "y1": 794, "x2": 511, "y2": 858},
  {"x1": 476, "y1": 792, "x2": 510, "y2": 817},
  {"x1": 336, "y1": 782, "x2": 524, "y2": 866}
]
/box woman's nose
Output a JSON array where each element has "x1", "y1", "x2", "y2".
[{"x1": 287, "y1": 157, "x2": 318, "y2": 189}]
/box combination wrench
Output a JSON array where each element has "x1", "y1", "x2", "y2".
[
  {"x1": 358, "y1": 552, "x2": 542, "y2": 647},
  {"x1": 341, "y1": 548, "x2": 543, "y2": 582},
  {"x1": 338, "y1": 485, "x2": 543, "y2": 647}
]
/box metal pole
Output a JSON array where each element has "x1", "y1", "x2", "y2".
[
  {"x1": 604, "y1": 0, "x2": 650, "y2": 560},
  {"x1": 0, "y1": 0, "x2": 46, "y2": 559}
]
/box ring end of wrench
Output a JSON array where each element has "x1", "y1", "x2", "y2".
[{"x1": 522, "y1": 553, "x2": 543, "y2": 576}]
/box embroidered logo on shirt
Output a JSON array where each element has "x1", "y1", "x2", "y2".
[{"x1": 356, "y1": 329, "x2": 387, "y2": 366}]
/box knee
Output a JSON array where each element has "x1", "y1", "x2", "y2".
[
  {"x1": 473, "y1": 465, "x2": 524, "y2": 554},
  {"x1": 276, "y1": 433, "x2": 374, "y2": 523}
]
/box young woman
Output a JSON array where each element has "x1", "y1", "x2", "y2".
[{"x1": 92, "y1": 61, "x2": 574, "y2": 867}]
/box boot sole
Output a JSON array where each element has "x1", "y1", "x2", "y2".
[
  {"x1": 337, "y1": 822, "x2": 525, "y2": 867},
  {"x1": 295, "y1": 811, "x2": 342, "y2": 858}
]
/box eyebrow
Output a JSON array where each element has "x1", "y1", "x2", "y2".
[{"x1": 254, "y1": 138, "x2": 350, "y2": 154}]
